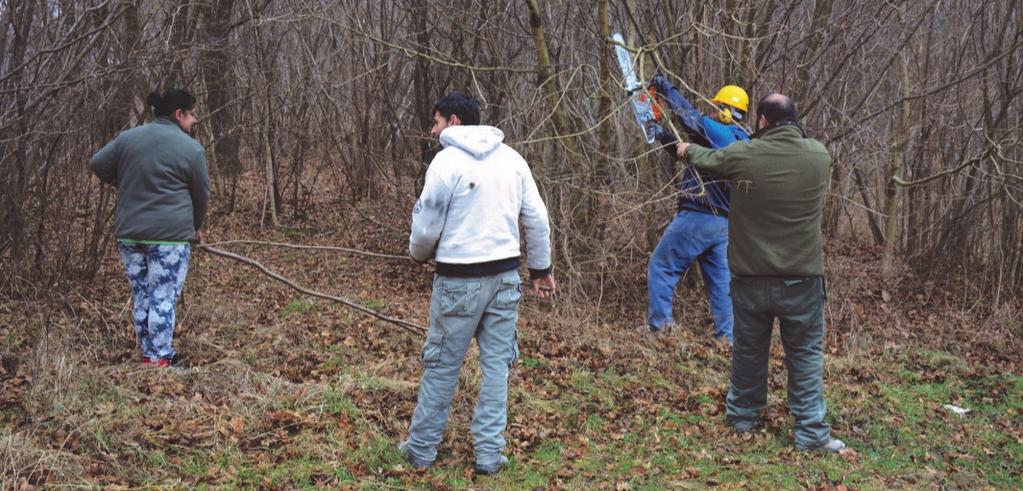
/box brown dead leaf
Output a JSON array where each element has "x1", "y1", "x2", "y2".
[
  {"x1": 229, "y1": 416, "x2": 246, "y2": 436},
  {"x1": 839, "y1": 447, "x2": 859, "y2": 462}
]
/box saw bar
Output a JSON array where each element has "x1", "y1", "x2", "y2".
[{"x1": 613, "y1": 32, "x2": 660, "y2": 144}]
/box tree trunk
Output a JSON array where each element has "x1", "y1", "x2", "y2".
[
  {"x1": 264, "y1": 124, "x2": 279, "y2": 227},
  {"x1": 596, "y1": 0, "x2": 612, "y2": 185},
  {"x1": 793, "y1": 0, "x2": 835, "y2": 106},
  {"x1": 2, "y1": 0, "x2": 37, "y2": 267},
  {"x1": 524, "y1": 0, "x2": 580, "y2": 169},
  {"x1": 881, "y1": 47, "x2": 913, "y2": 272},
  {"x1": 200, "y1": 0, "x2": 242, "y2": 213},
  {"x1": 411, "y1": 0, "x2": 433, "y2": 195}
]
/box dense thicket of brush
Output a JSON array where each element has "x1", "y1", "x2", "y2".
[{"x1": 1, "y1": 1, "x2": 1020, "y2": 303}]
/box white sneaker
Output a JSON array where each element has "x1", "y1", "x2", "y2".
[{"x1": 635, "y1": 322, "x2": 673, "y2": 336}]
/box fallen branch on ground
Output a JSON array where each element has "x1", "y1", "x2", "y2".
[
  {"x1": 198, "y1": 244, "x2": 427, "y2": 336},
  {"x1": 203, "y1": 239, "x2": 408, "y2": 260}
]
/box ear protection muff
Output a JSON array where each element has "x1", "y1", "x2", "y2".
[
  {"x1": 717, "y1": 106, "x2": 734, "y2": 125},
  {"x1": 717, "y1": 105, "x2": 744, "y2": 125}
]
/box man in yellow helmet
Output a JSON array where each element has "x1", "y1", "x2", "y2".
[{"x1": 641, "y1": 75, "x2": 749, "y2": 342}]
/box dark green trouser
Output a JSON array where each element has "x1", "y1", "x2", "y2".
[{"x1": 726, "y1": 275, "x2": 832, "y2": 448}]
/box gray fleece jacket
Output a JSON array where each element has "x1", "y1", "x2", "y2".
[{"x1": 90, "y1": 117, "x2": 209, "y2": 242}]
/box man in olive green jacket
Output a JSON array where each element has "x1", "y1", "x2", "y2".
[{"x1": 677, "y1": 93, "x2": 845, "y2": 452}]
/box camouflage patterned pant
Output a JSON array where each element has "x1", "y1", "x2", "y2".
[{"x1": 116, "y1": 242, "x2": 190, "y2": 360}]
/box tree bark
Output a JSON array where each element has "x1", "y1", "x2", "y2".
[
  {"x1": 881, "y1": 43, "x2": 913, "y2": 272},
  {"x1": 199, "y1": 0, "x2": 242, "y2": 212},
  {"x1": 524, "y1": 0, "x2": 580, "y2": 169}
]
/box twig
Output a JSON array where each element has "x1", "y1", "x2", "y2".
[
  {"x1": 203, "y1": 239, "x2": 407, "y2": 260},
  {"x1": 197, "y1": 245, "x2": 426, "y2": 336},
  {"x1": 892, "y1": 146, "x2": 993, "y2": 187}
]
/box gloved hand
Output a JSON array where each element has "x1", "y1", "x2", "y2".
[{"x1": 648, "y1": 73, "x2": 670, "y2": 92}]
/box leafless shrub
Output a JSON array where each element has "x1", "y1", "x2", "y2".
[{"x1": 0, "y1": 0, "x2": 1019, "y2": 302}]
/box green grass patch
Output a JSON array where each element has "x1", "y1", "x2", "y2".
[
  {"x1": 320, "y1": 349, "x2": 347, "y2": 373},
  {"x1": 283, "y1": 227, "x2": 319, "y2": 238},
  {"x1": 363, "y1": 298, "x2": 387, "y2": 310},
  {"x1": 281, "y1": 297, "x2": 315, "y2": 316},
  {"x1": 521, "y1": 357, "x2": 541, "y2": 368},
  {"x1": 583, "y1": 414, "x2": 606, "y2": 432},
  {"x1": 354, "y1": 434, "x2": 403, "y2": 471},
  {"x1": 333, "y1": 465, "x2": 357, "y2": 484},
  {"x1": 322, "y1": 387, "x2": 359, "y2": 418},
  {"x1": 534, "y1": 441, "x2": 565, "y2": 462}
]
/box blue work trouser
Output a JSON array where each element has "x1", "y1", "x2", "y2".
[
  {"x1": 405, "y1": 270, "x2": 521, "y2": 469},
  {"x1": 647, "y1": 210, "x2": 733, "y2": 341},
  {"x1": 726, "y1": 275, "x2": 833, "y2": 448},
  {"x1": 116, "y1": 242, "x2": 190, "y2": 360}
]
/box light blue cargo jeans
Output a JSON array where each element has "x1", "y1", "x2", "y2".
[{"x1": 405, "y1": 270, "x2": 521, "y2": 468}]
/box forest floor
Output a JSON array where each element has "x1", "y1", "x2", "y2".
[{"x1": 1, "y1": 181, "x2": 1021, "y2": 490}]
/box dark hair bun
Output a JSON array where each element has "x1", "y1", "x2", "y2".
[{"x1": 147, "y1": 88, "x2": 195, "y2": 117}]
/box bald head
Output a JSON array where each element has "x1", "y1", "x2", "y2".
[{"x1": 755, "y1": 93, "x2": 798, "y2": 129}]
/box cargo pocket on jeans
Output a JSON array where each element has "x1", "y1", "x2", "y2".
[
  {"x1": 422, "y1": 329, "x2": 445, "y2": 368},
  {"x1": 509, "y1": 330, "x2": 520, "y2": 368},
  {"x1": 493, "y1": 275, "x2": 522, "y2": 309}
]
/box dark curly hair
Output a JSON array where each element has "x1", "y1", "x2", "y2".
[{"x1": 432, "y1": 91, "x2": 480, "y2": 125}]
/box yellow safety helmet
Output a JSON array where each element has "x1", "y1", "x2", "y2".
[
  {"x1": 712, "y1": 85, "x2": 749, "y2": 112},
  {"x1": 711, "y1": 85, "x2": 749, "y2": 124}
]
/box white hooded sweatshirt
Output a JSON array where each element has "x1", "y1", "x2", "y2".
[{"x1": 409, "y1": 125, "x2": 552, "y2": 274}]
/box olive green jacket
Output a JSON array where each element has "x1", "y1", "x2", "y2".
[{"x1": 683, "y1": 125, "x2": 831, "y2": 276}]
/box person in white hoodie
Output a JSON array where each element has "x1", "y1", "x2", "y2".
[{"x1": 400, "y1": 91, "x2": 555, "y2": 475}]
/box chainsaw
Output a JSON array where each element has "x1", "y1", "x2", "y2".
[{"x1": 612, "y1": 32, "x2": 663, "y2": 144}]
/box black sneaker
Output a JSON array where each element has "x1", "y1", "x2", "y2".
[
  {"x1": 474, "y1": 455, "x2": 509, "y2": 476},
  {"x1": 166, "y1": 353, "x2": 196, "y2": 373},
  {"x1": 143, "y1": 354, "x2": 192, "y2": 372},
  {"x1": 732, "y1": 419, "x2": 761, "y2": 434},
  {"x1": 398, "y1": 441, "x2": 433, "y2": 470}
]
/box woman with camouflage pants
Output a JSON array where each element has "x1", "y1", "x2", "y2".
[{"x1": 89, "y1": 88, "x2": 209, "y2": 367}]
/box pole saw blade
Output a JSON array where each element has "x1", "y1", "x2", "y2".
[{"x1": 612, "y1": 32, "x2": 660, "y2": 144}]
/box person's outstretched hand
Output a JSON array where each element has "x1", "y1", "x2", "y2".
[
  {"x1": 677, "y1": 142, "x2": 690, "y2": 160},
  {"x1": 532, "y1": 274, "x2": 556, "y2": 299}
]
